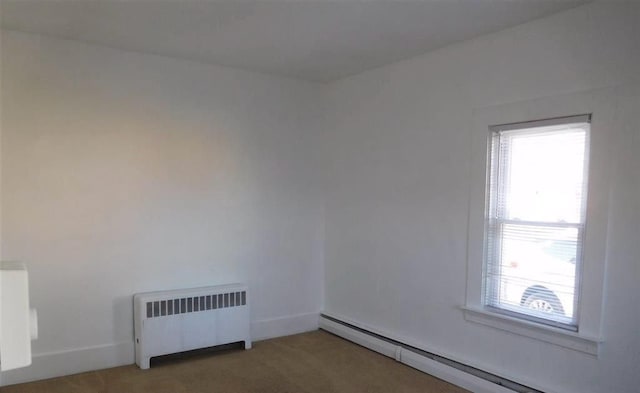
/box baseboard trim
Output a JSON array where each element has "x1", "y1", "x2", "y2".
[
  {"x1": 319, "y1": 314, "x2": 539, "y2": 393},
  {"x1": 1, "y1": 312, "x2": 320, "y2": 387},
  {"x1": 251, "y1": 312, "x2": 320, "y2": 341},
  {"x1": 0, "y1": 341, "x2": 134, "y2": 387}
]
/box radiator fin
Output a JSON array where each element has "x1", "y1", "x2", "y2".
[{"x1": 145, "y1": 291, "x2": 247, "y2": 319}]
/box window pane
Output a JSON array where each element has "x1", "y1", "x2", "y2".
[
  {"x1": 487, "y1": 224, "x2": 578, "y2": 322},
  {"x1": 501, "y1": 129, "x2": 586, "y2": 223}
]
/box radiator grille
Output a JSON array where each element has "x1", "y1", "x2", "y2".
[{"x1": 145, "y1": 291, "x2": 247, "y2": 318}]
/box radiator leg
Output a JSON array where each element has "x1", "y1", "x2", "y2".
[
  {"x1": 138, "y1": 357, "x2": 151, "y2": 370},
  {"x1": 244, "y1": 339, "x2": 252, "y2": 350}
]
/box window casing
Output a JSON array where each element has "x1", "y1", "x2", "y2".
[
  {"x1": 465, "y1": 90, "x2": 613, "y2": 355},
  {"x1": 484, "y1": 115, "x2": 590, "y2": 331}
]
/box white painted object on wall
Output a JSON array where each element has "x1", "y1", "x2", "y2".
[
  {"x1": 134, "y1": 284, "x2": 251, "y2": 369},
  {"x1": 0, "y1": 262, "x2": 38, "y2": 372}
]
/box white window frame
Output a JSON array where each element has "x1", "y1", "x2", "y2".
[
  {"x1": 485, "y1": 114, "x2": 590, "y2": 330},
  {"x1": 464, "y1": 89, "x2": 615, "y2": 356}
]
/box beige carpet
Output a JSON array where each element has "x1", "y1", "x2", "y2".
[{"x1": 3, "y1": 330, "x2": 469, "y2": 393}]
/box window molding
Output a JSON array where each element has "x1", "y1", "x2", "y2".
[
  {"x1": 461, "y1": 306, "x2": 601, "y2": 355},
  {"x1": 465, "y1": 88, "x2": 616, "y2": 355},
  {"x1": 488, "y1": 113, "x2": 591, "y2": 133}
]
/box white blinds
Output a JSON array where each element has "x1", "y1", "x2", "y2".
[{"x1": 485, "y1": 115, "x2": 590, "y2": 329}]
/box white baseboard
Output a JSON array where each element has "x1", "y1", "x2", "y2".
[
  {"x1": 317, "y1": 315, "x2": 400, "y2": 359},
  {"x1": 1, "y1": 312, "x2": 320, "y2": 387},
  {"x1": 251, "y1": 312, "x2": 320, "y2": 341},
  {"x1": 319, "y1": 316, "x2": 515, "y2": 393},
  {"x1": 0, "y1": 341, "x2": 134, "y2": 387},
  {"x1": 2, "y1": 313, "x2": 512, "y2": 391}
]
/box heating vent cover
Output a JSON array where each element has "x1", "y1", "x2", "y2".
[
  {"x1": 134, "y1": 284, "x2": 251, "y2": 369},
  {"x1": 145, "y1": 291, "x2": 247, "y2": 318}
]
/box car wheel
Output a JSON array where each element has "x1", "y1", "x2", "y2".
[{"x1": 522, "y1": 290, "x2": 564, "y2": 315}]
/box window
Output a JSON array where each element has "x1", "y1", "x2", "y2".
[
  {"x1": 465, "y1": 91, "x2": 611, "y2": 354},
  {"x1": 484, "y1": 115, "x2": 590, "y2": 330}
]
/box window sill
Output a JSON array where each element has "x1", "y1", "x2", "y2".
[{"x1": 462, "y1": 306, "x2": 601, "y2": 356}]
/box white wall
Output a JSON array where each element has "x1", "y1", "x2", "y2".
[
  {"x1": 322, "y1": 3, "x2": 640, "y2": 393},
  {"x1": 0, "y1": 31, "x2": 324, "y2": 384}
]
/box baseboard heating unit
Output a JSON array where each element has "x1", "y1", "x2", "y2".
[
  {"x1": 319, "y1": 314, "x2": 542, "y2": 393},
  {"x1": 134, "y1": 284, "x2": 251, "y2": 369}
]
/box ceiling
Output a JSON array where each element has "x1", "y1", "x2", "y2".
[{"x1": 1, "y1": 1, "x2": 586, "y2": 83}]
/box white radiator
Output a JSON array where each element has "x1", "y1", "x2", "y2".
[{"x1": 134, "y1": 284, "x2": 251, "y2": 369}]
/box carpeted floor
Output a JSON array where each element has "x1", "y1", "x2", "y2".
[{"x1": 2, "y1": 330, "x2": 469, "y2": 393}]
